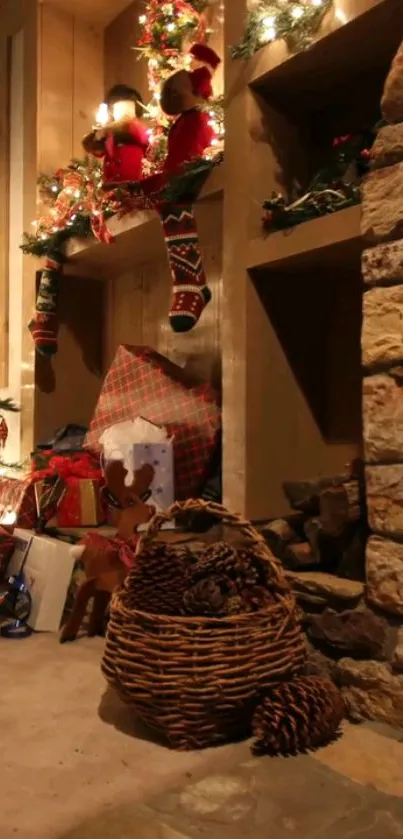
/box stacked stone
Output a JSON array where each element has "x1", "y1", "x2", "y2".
[{"x1": 338, "y1": 40, "x2": 403, "y2": 725}]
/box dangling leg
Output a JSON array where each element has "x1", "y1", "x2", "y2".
[
  {"x1": 29, "y1": 252, "x2": 63, "y2": 356},
  {"x1": 60, "y1": 578, "x2": 96, "y2": 643},
  {"x1": 158, "y1": 202, "x2": 211, "y2": 333}
]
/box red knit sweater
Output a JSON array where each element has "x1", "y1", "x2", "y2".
[{"x1": 93, "y1": 120, "x2": 149, "y2": 183}]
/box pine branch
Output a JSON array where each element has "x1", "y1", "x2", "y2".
[{"x1": 0, "y1": 398, "x2": 20, "y2": 413}]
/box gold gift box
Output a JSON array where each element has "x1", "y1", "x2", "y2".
[{"x1": 35, "y1": 478, "x2": 104, "y2": 528}]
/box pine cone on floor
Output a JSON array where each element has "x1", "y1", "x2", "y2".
[
  {"x1": 252, "y1": 675, "x2": 344, "y2": 757},
  {"x1": 183, "y1": 574, "x2": 237, "y2": 617}
]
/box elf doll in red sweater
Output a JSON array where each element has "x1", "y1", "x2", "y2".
[
  {"x1": 82, "y1": 84, "x2": 149, "y2": 187},
  {"x1": 188, "y1": 42, "x2": 221, "y2": 102}
]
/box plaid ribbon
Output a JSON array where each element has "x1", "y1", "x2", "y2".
[{"x1": 0, "y1": 478, "x2": 37, "y2": 529}]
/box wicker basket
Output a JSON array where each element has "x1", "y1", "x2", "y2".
[{"x1": 101, "y1": 499, "x2": 306, "y2": 750}]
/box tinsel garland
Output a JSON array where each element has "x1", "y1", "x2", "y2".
[
  {"x1": 231, "y1": 0, "x2": 333, "y2": 60},
  {"x1": 262, "y1": 130, "x2": 373, "y2": 234}
]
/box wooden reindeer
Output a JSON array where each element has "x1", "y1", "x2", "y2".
[{"x1": 59, "y1": 461, "x2": 155, "y2": 643}]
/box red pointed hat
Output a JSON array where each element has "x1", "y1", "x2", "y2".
[{"x1": 190, "y1": 43, "x2": 221, "y2": 69}]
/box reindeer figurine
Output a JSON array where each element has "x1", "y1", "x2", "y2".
[{"x1": 60, "y1": 461, "x2": 155, "y2": 643}]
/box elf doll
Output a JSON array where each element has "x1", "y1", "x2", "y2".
[
  {"x1": 82, "y1": 84, "x2": 149, "y2": 187},
  {"x1": 188, "y1": 43, "x2": 221, "y2": 102},
  {"x1": 161, "y1": 68, "x2": 214, "y2": 176},
  {"x1": 141, "y1": 68, "x2": 218, "y2": 334}
]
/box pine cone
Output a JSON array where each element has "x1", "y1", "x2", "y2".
[
  {"x1": 183, "y1": 574, "x2": 236, "y2": 617},
  {"x1": 239, "y1": 585, "x2": 275, "y2": 613},
  {"x1": 236, "y1": 548, "x2": 268, "y2": 587},
  {"x1": 186, "y1": 541, "x2": 239, "y2": 584},
  {"x1": 126, "y1": 544, "x2": 192, "y2": 615},
  {"x1": 252, "y1": 675, "x2": 344, "y2": 757}
]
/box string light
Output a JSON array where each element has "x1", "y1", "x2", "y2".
[
  {"x1": 231, "y1": 0, "x2": 333, "y2": 58},
  {"x1": 94, "y1": 102, "x2": 109, "y2": 127},
  {"x1": 137, "y1": 0, "x2": 224, "y2": 171}
]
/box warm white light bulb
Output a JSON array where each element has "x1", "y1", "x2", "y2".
[
  {"x1": 262, "y1": 15, "x2": 275, "y2": 26},
  {"x1": 138, "y1": 14, "x2": 147, "y2": 23},
  {"x1": 167, "y1": 22, "x2": 176, "y2": 31},
  {"x1": 260, "y1": 25, "x2": 276, "y2": 42},
  {"x1": 292, "y1": 5, "x2": 305, "y2": 18},
  {"x1": 311, "y1": 0, "x2": 322, "y2": 5},
  {"x1": 95, "y1": 102, "x2": 109, "y2": 127}
]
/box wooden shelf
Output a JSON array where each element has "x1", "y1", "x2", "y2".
[
  {"x1": 249, "y1": 0, "x2": 403, "y2": 115},
  {"x1": 247, "y1": 205, "x2": 362, "y2": 273},
  {"x1": 65, "y1": 165, "x2": 224, "y2": 278}
]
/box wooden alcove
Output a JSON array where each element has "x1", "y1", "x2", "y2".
[{"x1": 223, "y1": 0, "x2": 403, "y2": 519}]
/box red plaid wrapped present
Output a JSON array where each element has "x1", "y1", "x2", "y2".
[
  {"x1": 0, "y1": 477, "x2": 37, "y2": 529},
  {"x1": 85, "y1": 345, "x2": 221, "y2": 499}
]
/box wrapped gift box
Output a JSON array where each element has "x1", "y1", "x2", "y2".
[
  {"x1": 8, "y1": 529, "x2": 75, "y2": 632},
  {"x1": 85, "y1": 345, "x2": 221, "y2": 499},
  {"x1": 0, "y1": 477, "x2": 37, "y2": 530},
  {"x1": 33, "y1": 453, "x2": 105, "y2": 528},
  {"x1": 35, "y1": 478, "x2": 104, "y2": 528}
]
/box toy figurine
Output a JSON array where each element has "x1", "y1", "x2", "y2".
[
  {"x1": 82, "y1": 84, "x2": 149, "y2": 186},
  {"x1": 160, "y1": 69, "x2": 214, "y2": 176},
  {"x1": 188, "y1": 42, "x2": 221, "y2": 101}
]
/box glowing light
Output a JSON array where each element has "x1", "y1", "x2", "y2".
[
  {"x1": 291, "y1": 5, "x2": 305, "y2": 18},
  {"x1": 262, "y1": 15, "x2": 275, "y2": 26},
  {"x1": 138, "y1": 14, "x2": 147, "y2": 23},
  {"x1": 260, "y1": 25, "x2": 276, "y2": 42},
  {"x1": 335, "y1": 7, "x2": 347, "y2": 23},
  {"x1": 95, "y1": 102, "x2": 109, "y2": 127},
  {"x1": 166, "y1": 22, "x2": 176, "y2": 31}
]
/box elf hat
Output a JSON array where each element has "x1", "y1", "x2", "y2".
[
  {"x1": 190, "y1": 43, "x2": 221, "y2": 70},
  {"x1": 105, "y1": 84, "x2": 143, "y2": 106}
]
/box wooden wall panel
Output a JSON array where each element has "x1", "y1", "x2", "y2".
[
  {"x1": 0, "y1": 37, "x2": 10, "y2": 389},
  {"x1": 34, "y1": 276, "x2": 104, "y2": 444},
  {"x1": 34, "y1": 3, "x2": 105, "y2": 447},
  {"x1": 104, "y1": 2, "x2": 148, "y2": 99},
  {"x1": 38, "y1": 2, "x2": 103, "y2": 171},
  {"x1": 105, "y1": 238, "x2": 222, "y2": 388},
  {"x1": 72, "y1": 20, "x2": 104, "y2": 156}
]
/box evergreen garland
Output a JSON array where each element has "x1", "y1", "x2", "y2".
[{"x1": 231, "y1": 0, "x2": 333, "y2": 60}]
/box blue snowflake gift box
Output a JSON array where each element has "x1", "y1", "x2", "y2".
[{"x1": 133, "y1": 441, "x2": 174, "y2": 511}]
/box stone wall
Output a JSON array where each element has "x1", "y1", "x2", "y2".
[{"x1": 337, "y1": 39, "x2": 403, "y2": 724}]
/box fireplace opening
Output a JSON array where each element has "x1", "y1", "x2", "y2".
[{"x1": 251, "y1": 254, "x2": 366, "y2": 582}]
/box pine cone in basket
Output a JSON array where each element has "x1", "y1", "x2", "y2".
[
  {"x1": 252, "y1": 675, "x2": 344, "y2": 757},
  {"x1": 239, "y1": 585, "x2": 276, "y2": 613},
  {"x1": 187, "y1": 541, "x2": 263, "y2": 587},
  {"x1": 183, "y1": 574, "x2": 237, "y2": 617},
  {"x1": 186, "y1": 542, "x2": 238, "y2": 581},
  {"x1": 126, "y1": 544, "x2": 195, "y2": 615}
]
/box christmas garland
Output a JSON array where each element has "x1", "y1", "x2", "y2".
[
  {"x1": 21, "y1": 154, "x2": 223, "y2": 258},
  {"x1": 230, "y1": 0, "x2": 333, "y2": 60},
  {"x1": 262, "y1": 131, "x2": 373, "y2": 233}
]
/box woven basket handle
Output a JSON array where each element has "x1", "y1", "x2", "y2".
[{"x1": 137, "y1": 498, "x2": 288, "y2": 589}]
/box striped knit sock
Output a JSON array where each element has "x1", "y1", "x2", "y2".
[
  {"x1": 29, "y1": 254, "x2": 62, "y2": 356},
  {"x1": 158, "y1": 203, "x2": 211, "y2": 333}
]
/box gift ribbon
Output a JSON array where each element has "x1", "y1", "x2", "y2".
[{"x1": 32, "y1": 453, "x2": 103, "y2": 483}]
